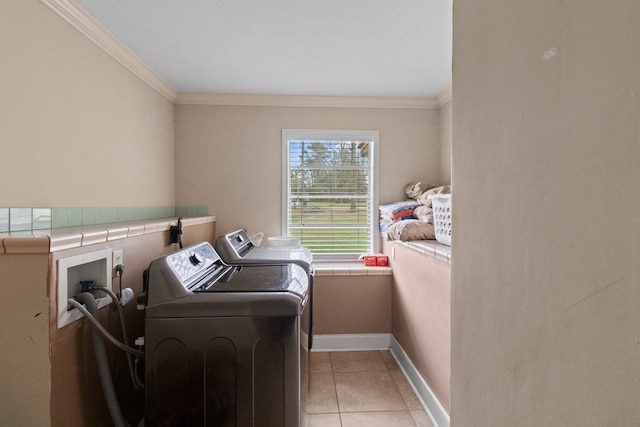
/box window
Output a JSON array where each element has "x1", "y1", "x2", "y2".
[{"x1": 282, "y1": 129, "x2": 379, "y2": 258}]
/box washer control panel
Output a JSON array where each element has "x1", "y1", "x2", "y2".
[{"x1": 167, "y1": 242, "x2": 221, "y2": 284}]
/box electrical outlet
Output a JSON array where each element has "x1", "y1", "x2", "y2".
[{"x1": 112, "y1": 250, "x2": 123, "y2": 275}]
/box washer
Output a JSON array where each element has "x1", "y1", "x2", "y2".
[
  {"x1": 144, "y1": 241, "x2": 309, "y2": 427},
  {"x1": 215, "y1": 229, "x2": 314, "y2": 349}
]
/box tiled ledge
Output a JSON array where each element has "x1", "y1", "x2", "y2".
[
  {"x1": 395, "y1": 240, "x2": 452, "y2": 264},
  {"x1": 314, "y1": 262, "x2": 393, "y2": 276},
  {"x1": 0, "y1": 216, "x2": 215, "y2": 254}
]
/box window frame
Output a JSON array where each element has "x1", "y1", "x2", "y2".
[{"x1": 282, "y1": 129, "x2": 380, "y2": 260}]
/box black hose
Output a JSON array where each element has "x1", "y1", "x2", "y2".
[{"x1": 75, "y1": 293, "x2": 129, "y2": 427}]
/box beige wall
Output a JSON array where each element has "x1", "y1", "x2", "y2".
[
  {"x1": 175, "y1": 104, "x2": 439, "y2": 238},
  {"x1": 438, "y1": 100, "x2": 452, "y2": 185},
  {"x1": 313, "y1": 274, "x2": 392, "y2": 335},
  {"x1": 0, "y1": 254, "x2": 51, "y2": 426},
  {"x1": 452, "y1": 1, "x2": 640, "y2": 425},
  {"x1": 0, "y1": 0, "x2": 175, "y2": 207},
  {"x1": 384, "y1": 240, "x2": 451, "y2": 412}
]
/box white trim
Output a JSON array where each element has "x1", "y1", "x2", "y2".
[
  {"x1": 371, "y1": 134, "x2": 380, "y2": 251},
  {"x1": 436, "y1": 85, "x2": 452, "y2": 108},
  {"x1": 39, "y1": 0, "x2": 177, "y2": 102},
  {"x1": 311, "y1": 333, "x2": 391, "y2": 351},
  {"x1": 176, "y1": 93, "x2": 440, "y2": 109},
  {"x1": 281, "y1": 131, "x2": 289, "y2": 237},
  {"x1": 390, "y1": 336, "x2": 450, "y2": 427}
]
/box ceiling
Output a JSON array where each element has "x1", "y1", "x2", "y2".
[{"x1": 73, "y1": 0, "x2": 452, "y2": 98}]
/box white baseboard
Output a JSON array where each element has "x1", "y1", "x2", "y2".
[
  {"x1": 312, "y1": 333, "x2": 391, "y2": 351},
  {"x1": 390, "y1": 336, "x2": 450, "y2": 427}
]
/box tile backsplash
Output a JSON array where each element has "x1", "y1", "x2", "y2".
[
  {"x1": 0, "y1": 208, "x2": 8, "y2": 233},
  {"x1": 0, "y1": 206, "x2": 208, "y2": 233}
]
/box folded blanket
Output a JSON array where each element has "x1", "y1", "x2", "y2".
[
  {"x1": 380, "y1": 208, "x2": 416, "y2": 221},
  {"x1": 379, "y1": 215, "x2": 415, "y2": 231},
  {"x1": 379, "y1": 200, "x2": 419, "y2": 217}
]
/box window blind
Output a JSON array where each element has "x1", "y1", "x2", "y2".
[{"x1": 286, "y1": 139, "x2": 373, "y2": 254}]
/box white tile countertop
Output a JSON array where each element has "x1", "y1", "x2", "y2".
[
  {"x1": 0, "y1": 216, "x2": 215, "y2": 254},
  {"x1": 313, "y1": 262, "x2": 393, "y2": 276},
  {"x1": 395, "y1": 240, "x2": 452, "y2": 264}
]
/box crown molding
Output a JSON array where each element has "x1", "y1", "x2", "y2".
[
  {"x1": 436, "y1": 85, "x2": 452, "y2": 107},
  {"x1": 175, "y1": 93, "x2": 441, "y2": 109},
  {"x1": 40, "y1": 0, "x2": 177, "y2": 102}
]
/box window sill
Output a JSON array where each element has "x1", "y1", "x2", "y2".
[{"x1": 314, "y1": 261, "x2": 392, "y2": 276}]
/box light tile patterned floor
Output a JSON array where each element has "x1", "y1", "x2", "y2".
[{"x1": 305, "y1": 351, "x2": 435, "y2": 427}]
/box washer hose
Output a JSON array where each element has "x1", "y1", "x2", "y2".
[
  {"x1": 68, "y1": 298, "x2": 144, "y2": 357},
  {"x1": 74, "y1": 293, "x2": 129, "y2": 427},
  {"x1": 94, "y1": 286, "x2": 145, "y2": 393}
]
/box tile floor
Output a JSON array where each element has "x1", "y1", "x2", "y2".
[{"x1": 305, "y1": 351, "x2": 435, "y2": 427}]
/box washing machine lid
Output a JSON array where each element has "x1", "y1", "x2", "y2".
[
  {"x1": 215, "y1": 229, "x2": 313, "y2": 272},
  {"x1": 197, "y1": 264, "x2": 308, "y2": 298}
]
